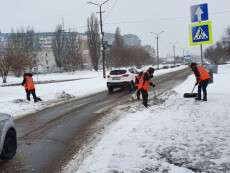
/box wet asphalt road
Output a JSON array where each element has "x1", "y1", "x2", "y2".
[{"x1": 0, "y1": 68, "x2": 191, "y2": 173}]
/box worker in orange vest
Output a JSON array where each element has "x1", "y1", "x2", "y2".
[
  {"x1": 135, "y1": 71, "x2": 143, "y2": 100},
  {"x1": 190, "y1": 63, "x2": 210, "y2": 101},
  {"x1": 21, "y1": 73, "x2": 38, "y2": 102},
  {"x1": 138, "y1": 67, "x2": 155, "y2": 107}
]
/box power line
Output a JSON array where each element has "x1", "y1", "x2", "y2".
[
  {"x1": 104, "y1": 0, "x2": 118, "y2": 21},
  {"x1": 40, "y1": 8, "x2": 230, "y2": 33},
  {"x1": 72, "y1": 9, "x2": 230, "y2": 30},
  {"x1": 151, "y1": 31, "x2": 164, "y2": 70}
]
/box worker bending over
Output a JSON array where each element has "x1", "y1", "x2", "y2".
[
  {"x1": 138, "y1": 67, "x2": 155, "y2": 107},
  {"x1": 190, "y1": 63, "x2": 210, "y2": 101}
]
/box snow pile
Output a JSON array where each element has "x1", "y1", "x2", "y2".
[{"x1": 71, "y1": 64, "x2": 230, "y2": 173}]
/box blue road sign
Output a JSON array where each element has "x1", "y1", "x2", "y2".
[
  {"x1": 191, "y1": 3, "x2": 208, "y2": 23},
  {"x1": 192, "y1": 25, "x2": 209, "y2": 43},
  {"x1": 189, "y1": 21, "x2": 213, "y2": 46}
]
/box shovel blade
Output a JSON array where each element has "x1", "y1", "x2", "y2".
[{"x1": 183, "y1": 93, "x2": 198, "y2": 98}]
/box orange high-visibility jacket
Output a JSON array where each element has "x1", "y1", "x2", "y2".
[
  {"x1": 24, "y1": 76, "x2": 35, "y2": 90},
  {"x1": 138, "y1": 71, "x2": 151, "y2": 91},
  {"x1": 197, "y1": 65, "x2": 210, "y2": 81},
  {"x1": 135, "y1": 75, "x2": 141, "y2": 87}
]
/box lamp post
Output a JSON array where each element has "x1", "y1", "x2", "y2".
[
  {"x1": 151, "y1": 31, "x2": 164, "y2": 70},
  {"x1": 170, "y1": 42, "x2": 177, "y2": 66},
  {"x1": 88, "y1": 0, "x2": 111, "y2": 78}
]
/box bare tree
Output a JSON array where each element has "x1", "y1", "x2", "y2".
[
  {"x1": 124, "y1": 46, "x2": 153, "y2": 68},
  {"x1": 110, "y1": 27, "x2": 125, "y2": 67},
  {"x1": 65, "y1": 31, "x2": 83, "y2": 71},
  {"x1": 205, "y1": 27, "x2": 230, "y2": 64},
  {"x1": 24, "y1": 28, "x2": 40, "y2": 70},
  {"x1": 0, "y1": 53, "x2": 11, "y2": 83},
  {"x1": 52, "y1": 25, "x2": 67, "y2": 70},
  {"x1": 0, "y1": 32, "x2": 10, "y2": 83},
  {"x1": 110, "y1": 27, "x2": 153, "y2": 68},
  {"x1": 87, "y1": 13, "x2": 101, "y2": 71},
  {"x1": 3, "y1": 28, "x2": 40, "y2": 77},
  {"x1": 6, "y1": 30, "x2": 31, "y2": 77},
  {"x1": 204, "y1": 42, "x2": 228, "y2": 64}
]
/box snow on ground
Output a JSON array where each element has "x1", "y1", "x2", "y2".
[
  {"x1": 0, "y1": 66, "x2": 186, "y2": 119},
  {"x1": 0, "y1": 70, "x2": 100, "y2": 85},
  {"x1": 0, "y1": 71, "x2": 106, "y2": 119},
  {"x1": 67, "y1": 64, "x2": 230, "y2": 173},
  {"x1": 154, "y1": 65, "x2": 186, "y2": 76}
]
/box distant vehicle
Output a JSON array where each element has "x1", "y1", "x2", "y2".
[
  {"x1": 107, "y1": 67, "x2": 139, "y2": 93},
  {"x1": 162, "y1": 65, "x2": 169, "y2": 69},
  {"x1": 0, "y1": 113, "x2": 17, "y2": 160}
]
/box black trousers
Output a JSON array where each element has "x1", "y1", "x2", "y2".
[
  {"x1": 136, "y1": 89, "x2": 141, "y2": 100},
  {"x1": 198, "y1": 80, "x2": 209, "y2": 100},
  {"x1": 141, "y1": 89, "x2": 148, "y2": 107},
  {"x1": 26, "y1": 89, "x2": 37, "y2": 102}
]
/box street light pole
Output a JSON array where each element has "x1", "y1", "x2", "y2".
[
  {"x1": 156, "y1": 36, "x2": 159, "y2": 69},
  {"x1": 170, "y1": 42, "x2": 177, "y2": 66},
  {"x1": 151, "y1": 31, "x2": 164, "y2": 70},
  {"x1": 200, "y1": 44, "x2": 204, "y2": 65},
  {"x1": 88, "y1": 0, "x2": 111, "y2": 78},
  {"x1": 173, "y1": 44, "x2": 176, "y2": 66}
]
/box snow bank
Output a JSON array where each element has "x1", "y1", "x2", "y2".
[{"x1": 69, "y1": 64, "x2": 230, "y2": 173}]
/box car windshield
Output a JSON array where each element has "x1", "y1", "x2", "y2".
[
  {"x1": 110, "y1": 70, "x2": 127, "y2": 75},
  {"x1": 128, "y1": 68, "x2": 138, "y2": 74}
]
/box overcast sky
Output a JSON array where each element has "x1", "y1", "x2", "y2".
[{"x1": 0, "y1": 0, "x2": 229, "y2": 57}]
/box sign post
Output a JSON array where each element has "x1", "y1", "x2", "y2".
[{"x1": 190, "y1": 3, "x2": 213, "y2": 64}]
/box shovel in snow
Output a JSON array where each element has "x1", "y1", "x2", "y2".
[{"x1": 183, "y1": 84, "x2": 198, "y2": 98}]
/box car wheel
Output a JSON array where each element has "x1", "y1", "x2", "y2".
[
  {"x1": 108, "y1": 86, "x2": 113, "y2": 94},
  {"x1": 0, "y1": 129, "x2": 17, "y2": 160}
]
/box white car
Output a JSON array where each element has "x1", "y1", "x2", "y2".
[
  {"x1": 0, "y1": 113, "x2": 17, "y2": 160},
  {"x1": 107, "y1": 67, "x2": 139, "y2": 93}
]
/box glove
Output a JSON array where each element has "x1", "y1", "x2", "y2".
[{"x1": 151, "y1": 83, "x2": 156, "y2": 88}]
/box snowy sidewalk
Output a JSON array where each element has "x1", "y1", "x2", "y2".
[{"x1": 68, "y1": 64, "x2": 230, "y2": 173}]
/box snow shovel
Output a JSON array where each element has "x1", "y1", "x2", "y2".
[
  {"x1": 151, "y1": 84, "x2": 157, "y2": 98},
  {"x1": 129, "y1": 90, "x2": 138, "y2": 101},
  {"x1": 183, "y1": 84, "x2": 198, "y2": 98}
]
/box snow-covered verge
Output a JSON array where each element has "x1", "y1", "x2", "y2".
[
  {"x1": 0, "y1": 66, "x2": 186, "y2": 119},
  {"x1": 0, "y1": 76, "x2": 106, "y2": 119},
  {"x1": 0, "y1": 70, "x2": 100, "y2": 86},
  {"x1": 66, "y1": 64, "x2": 230, "y2": 173},
  {"x1": 154, "y1": 65, "x2": 187, "y2": 76}
]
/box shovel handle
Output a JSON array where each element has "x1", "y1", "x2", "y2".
[{"x1": 191, "y1": 84, "x2": 196, "y2": 93}]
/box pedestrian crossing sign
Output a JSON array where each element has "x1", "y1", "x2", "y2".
[{"x1": 189, "y1": 21, "x2": 213, "y2": 46}]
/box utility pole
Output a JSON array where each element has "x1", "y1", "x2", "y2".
[
  {"x1": 182, "y1": 48, "x2": 185, "y2": 64},
  {"x1": 88, "y1": 0, "x2": 111, "y2": 78},
  {"x1": 173, "y1": 44, "x2": 176, "y2": 66},
  {"x1": 170, "y1": 42, "x2": 177, "y2": 66},
  {"x1": 200, "y1": 44, "x2": 203, "y2": 65},
  {"x1": 151, "y1": 31, "x2": 164, "y2": 70}
]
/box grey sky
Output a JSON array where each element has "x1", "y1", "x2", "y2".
[{"x1": 0, "y1": 0, "x2": 230, "y2": 57}]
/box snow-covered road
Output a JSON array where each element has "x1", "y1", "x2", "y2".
[
  {"x1": 66, "y1": 64, "x2": 230, "y2": 173},
  {"x1": 0, "y1": 66, "x2": 186, "y2": 119}
]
